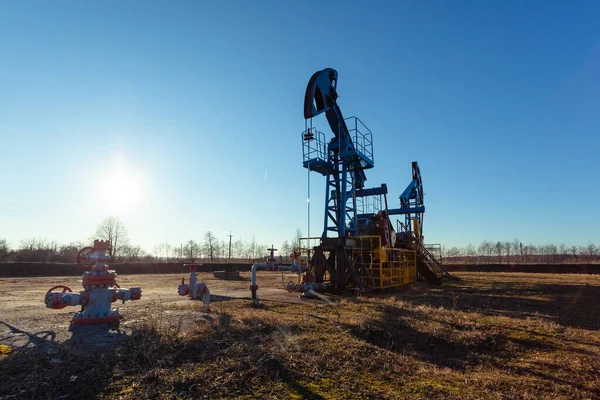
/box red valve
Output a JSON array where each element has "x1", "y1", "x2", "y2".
[
  {"x1": 76, "y1": 247, "x2": 95, "y2": 270},
  {"x1": 45, "y1": 285, "x2": 72, "y2": 309},
  {"x1": 286, "y1": 280, "x2": 296, "y2": 293}
]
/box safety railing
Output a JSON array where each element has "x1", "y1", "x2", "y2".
[
  {"x1": 352, "y1": 236, "x2": 417, "y2": 289},
  {"x1": 345, "y1": 116, "x2": 374, "y2": 165},
  {"x1": 357, "y1": 193, "x2": 382, "y2": 217},
  {"x1": 396, "y1": 220, "x2": 406, "y2": 233},
  {"x1": 302, "y1": 128, "x2": 328, "y2": 166},
  {"x1": 424, "y1": 243, "x2": 443, "y2": 266}
]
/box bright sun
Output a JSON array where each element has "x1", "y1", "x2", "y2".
[
  {"x1": 108, "y1": 167, "x2": 140, "y2": 209},
  {"x1": 93, "y1": 157, "x2": 146, "y2": 212}
]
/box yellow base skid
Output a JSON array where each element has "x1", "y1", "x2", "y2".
[{"x1": 299, "y1": 236, "x2": 417, "y2": 289}]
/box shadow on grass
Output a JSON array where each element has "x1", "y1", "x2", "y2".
[
  {"x1": 63, "y1": 322, "x2": 129, "y2": 353},
  {"x1": 378, "y1": 278, "x2": 600, "y2": 330},
  {"x1": 1, "y1": 309, "x2": 324, "y2": 399},
  {"x1": 0, "y1": 320, "x2": 129, "y2": 399},
  {"x1": 0, "y1": 320, "x2": 56, "y2": 352},
  {"x1": 343, "y1": 302, "x2": 597, "y2": 394},
  {"x1": 342, "y1": 304, "x2": 554, "y2": 371}
]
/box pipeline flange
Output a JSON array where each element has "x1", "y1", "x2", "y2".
[
  {"x1": 82, "y1": 271, "x2": 117, "y2": 287},
  {"x1": 45, "y1": 285, "x2": 72, "y2": 309},
  {"x1": 71, "y1": 313, "x2": 122, "y2": 325}
]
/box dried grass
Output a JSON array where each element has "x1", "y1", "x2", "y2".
[{"x1": 1, "y1": 272, "x2": 599, "y2": 399}]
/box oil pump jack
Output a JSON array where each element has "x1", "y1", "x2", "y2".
[
  {"x1": 302, "y1": 68, "x2": 373, "y2": 290},
  {"x1": 301, "y1": 68, "x2": 450, "y2": 291}
]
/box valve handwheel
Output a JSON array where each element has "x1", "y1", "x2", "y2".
[
  {"x1": 287, "y1": 280, "x2": 295, "y2": 293},
  {"x1": 45, "y1": 285, "x2": 72, "y2": 309},
  {"x1": 77, "y1": 246, "x2": 95, "y2": 270}
]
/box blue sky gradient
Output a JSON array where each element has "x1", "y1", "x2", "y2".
[{"x1": 0, "y1": 0, "x2": 598, "y2": 251}]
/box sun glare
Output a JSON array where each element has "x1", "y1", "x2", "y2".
[
  {"x1": 108, "y1": 167, "x2": 140, "y2": 209},
  {"x1": 92, "y1": 157, "x2": 147, "y2": 213}
]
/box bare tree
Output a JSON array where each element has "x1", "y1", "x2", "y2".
[
  {"x1": 171, "y1": 244, "x2": 183, "y2": 259},
  {"x1": 0, "y1": 239, "x2": 10, "y2": 260},
  {"x1": 121, "y1": 245, "x2": 146, "y2": 262},
  {"x1": 522, "y1": 244, "x2": 532, "y2": 263},
  {"x1": 281, "y1": 240, "x2": 291, "y2": 257},
  {"x1": 249, "y1": 237, "x2": 258, "y2": 259},
  {"x1": 528, "y1": 244, "x2": 538, "y2": 263},
  {"x1": 446, "y1": 246, "x2": 461, "y2": 258},
  {"x1": 151, "y1": 242, "x2": 172, "y2": 261},
  {"x1": 569, "y1": 245, "x2": 578, "y2": 262},
  {"x1": 204, "y1": 231, "x2": 216, "y2": 261},
  {"x1": 15, "y1": 237, "x2": 57, "y2": 261},
  {"x1": 20, "y1": 237, "x2": 47, "y2": 251},
  {"x1": 495, "y1": 241, "x2": 503, "y2": 263},
  {"x1": 217, "y1": 240, "x2": 225, "y2": 259},
  {"x1": 258, "y1": 244, "x2": 267, "y2": 259},
  {"x1": 503, "y1": 241, "x2": 512, "y2": 263},
  {"x1": 57, "y1": 242, "x2": 84, "y2": 263},
  {"x1": 183, "y1": 239, "x2": 201, "y2": 259},
  {"x1": 93, "y1": 217, "x2": 129, "y2": 259},
  {"x1": 465, "y1": 243, "x2": 476, "y2": 263},
  {"x1": 233, "y1": 239, "x2": 244, "y2": 259},
  {"x1": 290, "y1": 229, "x2": 303, "y2": 253},
  {"x1": 585, "y1": 243, "x2": 597, "y2": 262},
  {"x1": 441, "y1": 238, "x2": 599, "y2": 265},
  {"x1": 547, "y1": 244, "x2": 557, "y2": 263},
  {"x1": 511, "y1": 239, "x2": 521, "y2": 262},
  {"x1": 478, "y1": 241, "x2": 494, "y2": 263}
]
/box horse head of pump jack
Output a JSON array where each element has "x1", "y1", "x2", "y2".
[{"x1": 304, "y1": 68, "x2": 339, "y2": 120}]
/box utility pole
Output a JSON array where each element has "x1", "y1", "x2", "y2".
[{"x1": 228, "y1": 231, "x2": 233, "y2": 260}]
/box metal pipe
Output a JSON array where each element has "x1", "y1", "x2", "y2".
[
  {"x1": 251, "y1": 261, "x2": 303, "y2": 306},
  {"x1": 178, "y1": 260, "x2": 211, "y2": 306}
]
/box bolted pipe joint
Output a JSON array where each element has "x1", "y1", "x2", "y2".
[
  {"x1": 114, "y1": 287, "x2": 142, "y2": 303},
  {"x1": 44, "y1": 285, "x2": 76, "y2": 309},
  {"x1": 45, "y1": 292, "x2": 63, "y2": 309},
  {"x1": 193, "y1": 283, "x2": 210, "y2": 306},
  {"x1": 130, "y1": 287, "x2": 142, "y2": 300},
  {"x1": 45, "y1": 291, "x2": 82, "y2": 309},
  {"x1": 178, "y1": 281, "x2": 191, "y2": 297},
  {"x1": 250, "y1": 284, "x2": 259, "y2": 305}
]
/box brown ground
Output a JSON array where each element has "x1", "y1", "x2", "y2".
[
  {"x1": 1, "y1": 272, "x2": 599, "y2": 399},
  {"x1": 0, "y1": 271, "x2": 307, "y2": 349}
]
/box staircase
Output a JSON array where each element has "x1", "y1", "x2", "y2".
[
  {"x1": 415, "y1": 240, "x2": 453, "y2": 285},
  {"x1": 395, "y1": 220, "x2": 453, "y2": 285}
]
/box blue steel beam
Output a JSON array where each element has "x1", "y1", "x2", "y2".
[
  {"x1": 388, "y1": 206, "x2": 425, "y2": 215},
  {"x1": 356, "y1": 184, "x2": 388, "y2": 198}
]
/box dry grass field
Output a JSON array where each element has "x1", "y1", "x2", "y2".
[{"x1": 1, "y1": 271, "x2": 599, "y2": 399}]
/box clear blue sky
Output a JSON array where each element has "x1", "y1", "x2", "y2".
[{"x1": 0, "y1": 0, "x2": 598, "y2": 253}]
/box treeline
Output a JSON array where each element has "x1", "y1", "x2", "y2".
[
  {"x1": 6, "y1": 216, "x2": 597, "y2": 266},
  {"x1": 443, "y1": 240, "x2": 600, "y2": 264},
  {"x1": 0, "y1": 217, "x2": 303, "y2": 264},
  {"x1": 0, "y1": 236, "x2": 288, "y2": 264}
]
